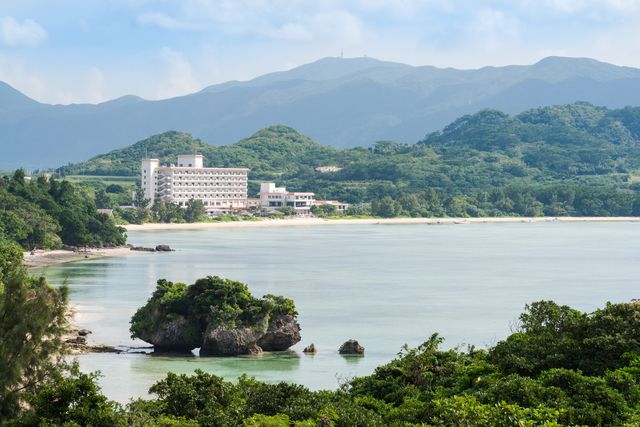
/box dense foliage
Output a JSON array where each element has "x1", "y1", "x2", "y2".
[
  {"x1": 130, "y1": 276, "x2": 298, "y2": 341},
  {"x1": 0, "y1": 171, "x2": 127, "y2": 249},
  {"x1": 8, "y1": 297, "x2": 640, "y2": 426},
  {"x1": 57, "y1": 103, "x2": 640, "y2": 217},
  {"x1": 0, "y1": 241, "x2": 68, "y2": 419}
]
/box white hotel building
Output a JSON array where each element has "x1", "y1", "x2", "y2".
[
  {"x1": 142, "y1": 154, "x2": 249, "y2": 215},
  {"x1": 259, "y1": 182, "x2": 315, "y2": 216}
]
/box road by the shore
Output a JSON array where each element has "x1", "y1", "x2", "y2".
[{"x1": 123, "y1": 216, "x2": 640, "y2": 231}]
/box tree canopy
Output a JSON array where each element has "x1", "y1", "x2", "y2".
[
  {"x1": 0, "y1": 171, "x2": 126, "y2": 249},
  {"x1": 0, "y1": 241, "x2": 68, "y2": 419}
]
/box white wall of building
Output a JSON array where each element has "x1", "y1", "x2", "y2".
[
  {"x1": 141, "y1": 159, "x2": 159, "y2": 204},
  {"x1": 177, "y1": 154, "x2": 203, "y2": 168},
  {"x1": 259, "y1": 182, "x2": 315, "y2": 215}
]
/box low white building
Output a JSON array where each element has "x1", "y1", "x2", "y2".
[
  {"x1": 258, "y1": 182, "x2": 315, "y2": 216},
  {"x1": 142, "y1": 154, "x2": 249, "y2": 215}
]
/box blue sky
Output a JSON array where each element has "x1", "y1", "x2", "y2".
[{"x1": 1, "y1": 0, "x2": 639, "y2": 104}]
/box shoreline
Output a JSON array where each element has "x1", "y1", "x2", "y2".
[
  {"x1": 24, "y1": 247, "x2": 133, "y2": 270},
  {"x1": 124, "y1": 216, "x2": 640, "y2": 231},
  {"x1": 23, "y1": 216, "x2": 640, "y2": 268}
]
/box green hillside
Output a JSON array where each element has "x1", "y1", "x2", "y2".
[
  {"x1": 56, "y1": 126, "x2": 340, "y2": 179},
  {"x1": 56, "y1": 103, "x2": 640, "y2": 217}
]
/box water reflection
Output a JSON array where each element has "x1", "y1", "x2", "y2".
[
  {"x1": 129, "y1": 351, "x2": 302, "y2": 378},
  {"x1": 340, "y1": 355, "x2": 364, "y2": 364}
]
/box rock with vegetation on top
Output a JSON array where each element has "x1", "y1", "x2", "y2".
[
  {"x1": 130, "y1": 276, "x2": 300, "y2": 355},
  {"x1": 339, "y1": 339, "x2": 365, "y2": 355},
  {"x1": 257, "y1": 314, "x2": 302, "y2": 351}
]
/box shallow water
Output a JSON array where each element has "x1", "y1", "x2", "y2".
[{"x1": 40, "y1": 222, "x2": 640, "y2": 403}]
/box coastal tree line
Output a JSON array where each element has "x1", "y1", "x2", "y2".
[{"x1": 0, "y1": 171, "x2": 126, "y2": 250}]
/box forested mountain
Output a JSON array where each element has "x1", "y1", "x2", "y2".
[
  {"x1": 4, "y1": 56, "x2": 640, "y2": 169},
  {"x1": 58, "y1": 103, "x2": 640, "y2": 217},
  {"x1": 57, "y1": 126, "x2": 339, "y2": 178}
]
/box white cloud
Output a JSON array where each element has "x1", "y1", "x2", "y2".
[
  {"x1": 267, "y1": 23, "x2": 313, "y2": 41},
  {"x1": 0, "y1": 16, "x2": 46, "y2": 47},
  {"x1": 467, "y1": 8, "x2": 520, "y2": 54},
  {"x1": 137, "y1": 12, "x2": 203, "y2": 31},
  {"x1": 0, "y1": 52, "x2": 46, "y2": 100},
  {"x1": 86, "y1": 66, "x2": 106, "y2": 103},
  {"x1": 540, "y1": 0, "x2": 586, "y2": 13},
  {"x1": 156, "y1": 47, "x2": 200, "y2": 99},
  {"x1": 309, "y1": 10, "x2": 366, "y2": 45},
  {"x1": 606, "y1": 0, "x2": 640, "y2": 10},
  {"x1": 527, "y1": 0, "x2": 640, "y2": 16},
  {"x1": 472, "y1": 8, "x2": 519, "y2": 36}
]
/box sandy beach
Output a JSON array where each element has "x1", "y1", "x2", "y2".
[
  {"x1": 24, "y1": 247, "x2": 133, "y2": 269},
  {"x1": 123, "y1": 216, "x2": 640, "y2": 231}
]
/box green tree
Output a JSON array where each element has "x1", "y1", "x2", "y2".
[
  {"x1": 0, "y1": 245, "x2": 68, "y2": 418},
  {"x1": 345, "y1": 204, "x2": 371, "y2": 216},
  {"x1": 371, "y1": 196, "x2": 402, "y2": 218},
  {"x1": 276, "y1": 206, "x2": 295, "y2": 217},
  {"x1": 132, "y1": 186, "x2": 151, "y2": 224},
  {"x1": 0, "y1": 211, "x2": 29, "y2": 246},
  {"x1": 311, "y1": 204, "x2": 338, "y2": 217},
  {"x1": 18, "y1": 364, "x2": 125, "y2": 426},
  {"x1": 149, "y1": 370, "x2": 245, "y2": 426},
  {"x1": 12, "y1": 169, "x2": 26, "y2": 184},
  {"x1": 152, "y1": 198, "x2": 169, "y2": 222},
  {"x1": 184, "y1": 199, "x2": 205, "y2": 222},
  {"x1": 0, "y1": 241, "x2": 22, "y2": 285},
  {"x1": 105, "y1": 183, "x2": 126, "y2": 193},
  {"x1": 95, "y1": 188, "x2": 113, "y2": 209}
]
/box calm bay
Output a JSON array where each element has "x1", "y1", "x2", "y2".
[{"x1": 40, "y1": 222, "x2": 640, "y2": 403}]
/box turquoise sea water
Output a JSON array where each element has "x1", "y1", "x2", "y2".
[{"x1": 40, "y1": 222, "x2": 640, "y2": 403}]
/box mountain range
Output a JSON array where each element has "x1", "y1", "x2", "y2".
[{"x1": 3, "y1": 56, "x2": 640, "y2": 169}]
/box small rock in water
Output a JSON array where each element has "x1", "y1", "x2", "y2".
[
  {"x1": 88, "y1": 344, "x2": 122, "y2": 354},
  {"x1": 303, "y1": 343, "x2": 316, "y2": 353},
  {"x1": 130, "y1": 246, "x2": 156, "y2": 252},
  {"x1": 155, "y1": 244, "x2": 173, "y2": 252},
  {"x1": 78, "y1": 329, "x2": 92, "y2": 336},
  {"x1": 339, "y1": 339, "x2": 364, "y2": 355},
  {"x1": 66, "y1": 336, "x2": 87, "y2": 345},
  {"x1": 247, "y1": 345, "x2": 263, "y2": 355}
]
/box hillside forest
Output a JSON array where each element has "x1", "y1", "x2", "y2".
[{"x1": 57, "y1": 102, "x2": 640, "y2": 219}]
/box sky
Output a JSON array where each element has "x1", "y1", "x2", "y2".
[{"x1": 1, "y1": 0, "x2": 639, "y2": 104}]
